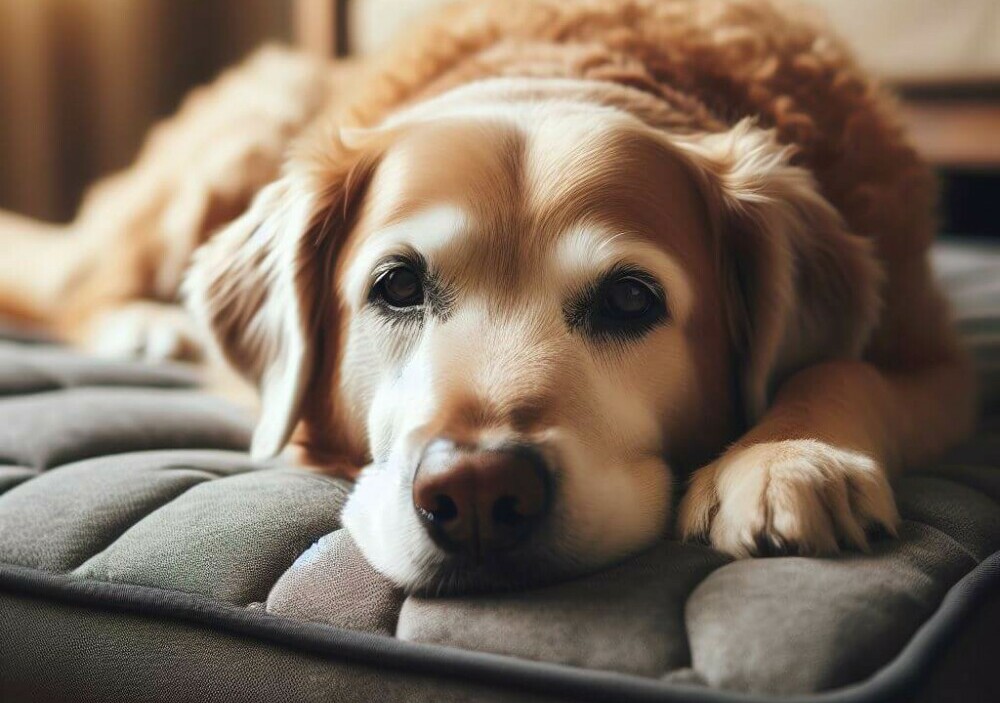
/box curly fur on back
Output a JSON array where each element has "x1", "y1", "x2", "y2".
[{"x1": 341, "y1": 0, "x2": 933, "y2": 261}]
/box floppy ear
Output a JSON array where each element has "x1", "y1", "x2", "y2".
[
  {"x1": 673, "y1": 119, "x2": 883, "y2": 421},
  {"x1": 184, "y1": 133, "x2": 380, "y2": 459}
]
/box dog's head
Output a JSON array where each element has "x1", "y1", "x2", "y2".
[{"x1": 186, "y1": 79, "x2": 879, "y2": 593}]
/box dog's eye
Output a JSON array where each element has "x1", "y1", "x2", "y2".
[
  {"x1": 601, "y1": 276, "x2": 654, "y2": 319},
  {"x1": 567, "y1": 268, "x2": 667, "y2": 341},
  {"x1": 375, "y1": 265, "x2": 424, "y2": 308}
]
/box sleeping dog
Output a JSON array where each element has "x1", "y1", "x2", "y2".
[{"x1": 0, "y1": 0, "x2": 976, "y2": 592}]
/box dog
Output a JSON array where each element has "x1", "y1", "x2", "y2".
[{"x1": 0, "y1": 0, "x2": 976, "y2": 593}]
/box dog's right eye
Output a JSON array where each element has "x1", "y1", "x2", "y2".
[{"x1": 373, "y1": 265, "x2": 424, "y2": 309}]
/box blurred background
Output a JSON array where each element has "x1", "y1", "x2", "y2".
[{"x1": 1, "y1": 0, "x2": 998, "y2": 234}]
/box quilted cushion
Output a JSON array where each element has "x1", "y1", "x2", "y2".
[{"x1": 1, "y1": 241, "x2": 999, "y2": 702}]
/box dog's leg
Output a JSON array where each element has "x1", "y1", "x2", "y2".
[
  {"x1": 0, "y1": 211, "x2": 96, "y2": 325},
  {"x1": 0, "y1": 47, "x2": 343, "y2": 359},
  {"x1": 679, "y1": 257, "x2": 977, "y2": 556},
  {"x1": 76, "y1": 300, "x2": 203, "y2": 362}
]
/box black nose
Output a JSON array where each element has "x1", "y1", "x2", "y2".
[{"x1": 412, "y1": 441, "x2": 551, "y2": 558}]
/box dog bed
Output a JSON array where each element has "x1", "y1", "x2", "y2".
[{"x1": 1, "y1": 241, "x2": 998, "y2": 703}]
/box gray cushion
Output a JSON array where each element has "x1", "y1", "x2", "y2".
[
  {"x1": 0, "y1": 387, "x2": 249, "y2": 469},
  {"x1": 686, "y1": 523, "x2": 976, "y2": 694},
  {"x1": 0, "y1": 451, "x2": 253, "y2": 572},
  {"x1": 0, "y1": 240, "x2": 998, "y2": 702},
  {"x1": 75, "y1": 467, "x2": 350, "y2": 604},
  {"x1": 266, "y1": 529, "x2": 406, "y2": 635},
  {"x1": 397, "y1": 541, "x2": 729, "y2": 677}
]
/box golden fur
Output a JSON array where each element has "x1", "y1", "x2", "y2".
[{"x1": 0, "y1": 0, "x2": 976, "y2": 587}]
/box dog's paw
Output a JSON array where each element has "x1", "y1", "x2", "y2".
[
  {"x1": 84, "y1": 302, "x2": 204, "y2": 362},
  {"x1": 677, "y1": 439, "x2": 899, "y2": 557}
]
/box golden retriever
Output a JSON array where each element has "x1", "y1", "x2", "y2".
[{"x1": 0, "y1": 0, "x2": 976, "y2": 592}]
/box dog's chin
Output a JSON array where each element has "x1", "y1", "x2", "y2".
[
  {"x1": 346, "y1": 515, "x2": 594, "y2": 595},
  {"x1": 343, "y1": 501, "x2": 598, "y2": 595}
]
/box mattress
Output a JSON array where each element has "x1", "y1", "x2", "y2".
[{"x1": 1, "y1": 241, "x2": 998, "y2": 702}]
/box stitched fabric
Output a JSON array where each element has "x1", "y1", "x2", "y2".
[
  {"x1": 76, "y1": 468, "x2": 351, "y2": 604},
  {"x1": 397, "y1": 541, "x2": 729, "y2": 677},
  {"x1": 266, "y1": 529, "x2": 406, "y2": 635}
]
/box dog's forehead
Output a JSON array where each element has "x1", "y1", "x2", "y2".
[
  {"x1": 345, "y1": 104, "x2": 708, "y2": 303},
  {"x1": 362, "y1": 117, "x2": 525, "y2": 228},
  {"x1": 369, "y1": 109, "x2": 693, "y2": 231}
]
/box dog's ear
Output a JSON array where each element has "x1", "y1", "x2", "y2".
[
  {"x1": 185, "y1": 131, "x2": 381, "y2": 459},
  {"x1": 673, "y1": 119, "x2": 882, "y2": 422}
]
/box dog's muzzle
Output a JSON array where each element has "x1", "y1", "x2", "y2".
[{"x1": 412, "y1": 439, "x2": 552, "y2": 560}]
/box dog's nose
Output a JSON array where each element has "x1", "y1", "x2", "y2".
[{"x1": 413, "y1": 441, "x2": 551, "y2": 557}]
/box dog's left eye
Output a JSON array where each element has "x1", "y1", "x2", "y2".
[
  {"x1": 568, "y1": 269, "x2": 667, "y2": 340},
  {"x1": 601, "y1": 276, "x2": 655, "y2": 319},
  {"x1": 373, "y1": 265, "x2": 424, "y2": 308}
]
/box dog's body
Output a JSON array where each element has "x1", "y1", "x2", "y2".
[{"x1": 0, "y1": 0, "x2": 976, "y2": 592}]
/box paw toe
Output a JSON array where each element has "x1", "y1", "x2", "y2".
[{"x1": 681, "y1": 440, "x2": 898, "y2": 559}]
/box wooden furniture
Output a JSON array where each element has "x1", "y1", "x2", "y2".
[
  {"x1": 899, "y1": 99, "x2": 1000, "y2": 170},
  {"x1": 294, "y1": 0, "x2": 347, "y2": 57}
]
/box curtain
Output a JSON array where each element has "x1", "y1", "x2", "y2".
[{"x1": 0, "y1": 0, "x2": 293, "y2": 223}]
